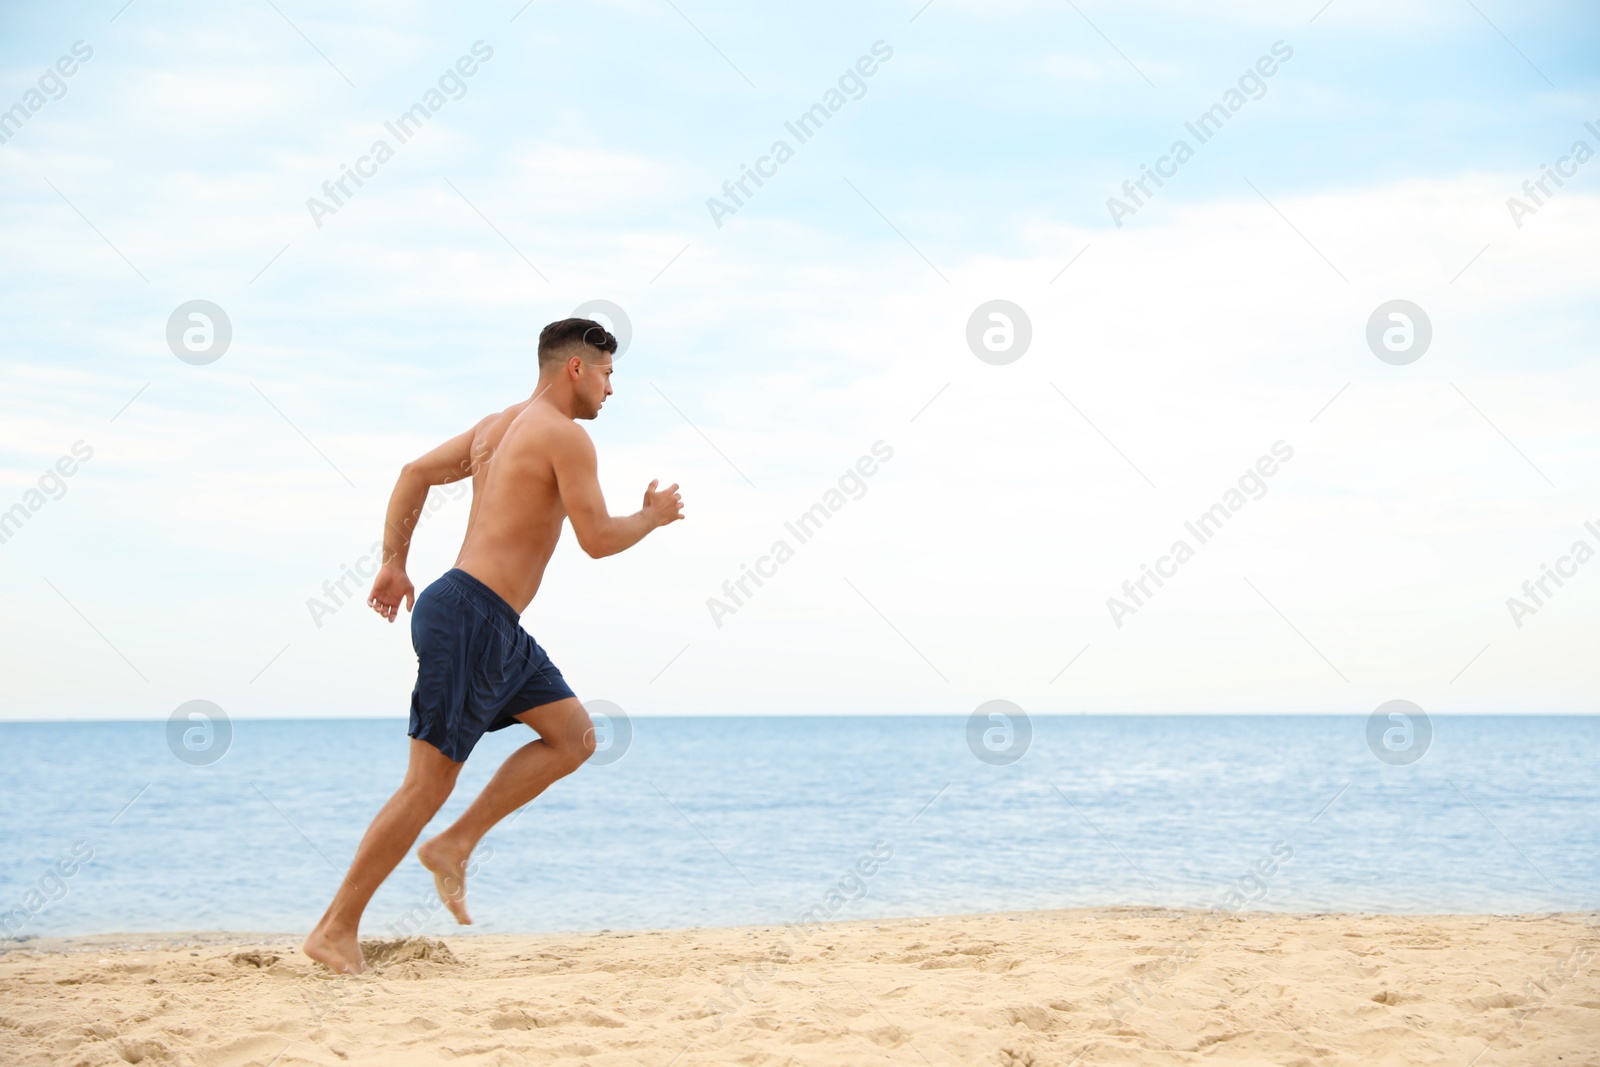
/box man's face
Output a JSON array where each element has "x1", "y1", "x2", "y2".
[{"x1": 573, "y1": 354, "x2": 614, "y2": 419}]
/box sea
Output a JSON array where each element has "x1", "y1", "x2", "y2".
[{"x1": 1, "y1": 715, "x2": 1596, "y2": 940}]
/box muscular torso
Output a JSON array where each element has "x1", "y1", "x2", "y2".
[{"x1": 453, "y1": 401, "x2": 573, "y2": 613}]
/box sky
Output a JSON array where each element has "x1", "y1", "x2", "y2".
[{"x1": 1, "y1": 0, "x2": 1596, "y2": 722}]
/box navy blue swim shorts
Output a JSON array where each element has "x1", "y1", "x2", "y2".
[{"x1": 407, "y1": 568, "x2": 576, "y2": 762}]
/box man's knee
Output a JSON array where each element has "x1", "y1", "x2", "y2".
[
  {"x1": 402, "y1": 752, "x2": 461, "y2": 807},
  {"x1": 402, "y1": 774, "x2": 455, "y2": 808},
  {"x1": 557, "y1": 709, "x2": 597, "y2": 772},
  {"x1": 515, "y1": 699, "x2": 595, "y2": 775},
  {"x1": 560, "y1": 731, "x2": 595, "y2": 773}
]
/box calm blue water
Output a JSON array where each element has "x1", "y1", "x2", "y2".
[{"x1": 1, "y1": 716, "x2": 1596, "y2": 939}]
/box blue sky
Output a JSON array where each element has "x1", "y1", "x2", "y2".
[{"x1": 1, "y1": 0, "x2": 1597, "y2": 721}]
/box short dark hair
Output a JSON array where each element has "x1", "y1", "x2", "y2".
[{"x1": 538, "y1": 317, "x2": 617, "y2": 367}]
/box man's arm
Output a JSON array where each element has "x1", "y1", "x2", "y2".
[
  {"x1": 368, "y1": 422, "x2": 483, "y2": 621},
  {"x1": 551, "y1": 424, "x2": 683, "y2": 558}
]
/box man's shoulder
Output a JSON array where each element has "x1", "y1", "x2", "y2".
[{"x1": 499, "y1": 404, "x2": 591, "y2": 455}]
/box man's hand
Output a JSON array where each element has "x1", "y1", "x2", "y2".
[
  {"x1": 644, "y1": 479, "x2": 685, "y2": 528},
  {"x1": 368, "y1": 562, "x2": 415, "y2": 623}
]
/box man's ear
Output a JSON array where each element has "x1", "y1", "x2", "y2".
[{"x1": 567, "y1": 354, "x2": 584, "y2": 379}]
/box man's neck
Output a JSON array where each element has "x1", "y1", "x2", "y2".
[{"x1": 530, "y1": 381, "x2": 577, "y2": 419}]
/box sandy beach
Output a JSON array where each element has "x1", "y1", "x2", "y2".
[{"x1": 3, "y1": 908, "x2": 1596, "y2": 1066}]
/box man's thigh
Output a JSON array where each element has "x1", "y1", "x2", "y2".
[
  {"x1": 511, "y1": 696, "x2": 593, "y2": 752},
  {"x1": 404, "y1": 736, "x2": 466, "y2": 787}
]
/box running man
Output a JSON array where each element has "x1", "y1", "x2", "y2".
[{"x1": 303, "y1": 318, "x2": 684, "y2": 974}]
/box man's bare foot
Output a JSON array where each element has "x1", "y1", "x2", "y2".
[
  {"x1": 417, "y1": 836, "x2": 473, "y2": 925},
  {"x1": 303, "y1": 921, "x2": 366, "y2": 975}
]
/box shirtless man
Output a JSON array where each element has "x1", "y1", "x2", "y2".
[{"x1": 303, "y1": 317, "x2": 684, "y2": 974}]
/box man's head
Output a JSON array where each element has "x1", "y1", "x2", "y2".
[{"x1": 538, "y1": 317, "x2": 616, "y2": 419}]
